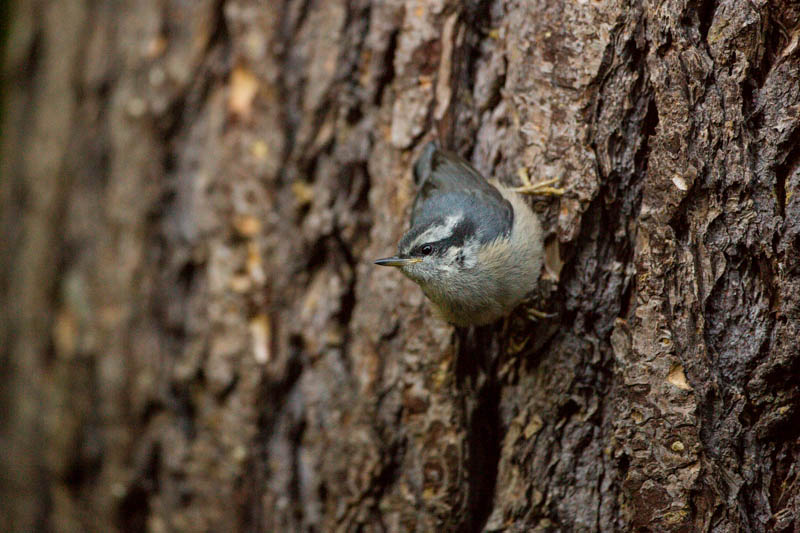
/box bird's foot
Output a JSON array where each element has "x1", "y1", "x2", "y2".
[
  {"x1": 527, "y1": 308, "x2": 557, "y2": 321},
  {"x1": 512, "y1": 168, "x2": 565, "y2": 196}
]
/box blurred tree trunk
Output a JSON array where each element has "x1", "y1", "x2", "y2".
[{"x1": 2, "y1": 0, "x2": 800, "y2": 531}]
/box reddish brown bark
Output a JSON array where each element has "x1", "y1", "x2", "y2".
[{"x1": 2, "y1": 1, "x2": 800, "y2": 531}]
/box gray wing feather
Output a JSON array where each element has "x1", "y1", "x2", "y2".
[
  {"x1": 411, "y1": 142, "x2": 513, "y2": 238},
  {"x1": 413, "y1": 142, "x2": 505, "y2": 201}
]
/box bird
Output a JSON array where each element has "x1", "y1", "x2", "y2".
[{"x1": 375, "y1": 141, "x2": 553, "y2": 327}]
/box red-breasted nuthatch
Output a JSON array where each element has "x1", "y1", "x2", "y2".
[{"x1": 375, "y1": 142, "x2": 548, "y2": 326}]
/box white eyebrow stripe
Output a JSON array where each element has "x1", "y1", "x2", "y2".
[{"x1": 410, "y1": 214, "x2": 462, "y2": 248}]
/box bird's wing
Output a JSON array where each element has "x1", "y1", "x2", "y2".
[
  {"x1": 411, "y1": 142, "x2": 513, "y2": 235},
  {"x1": 413, "y1": 142, "x2": 504, "y2": 200}
]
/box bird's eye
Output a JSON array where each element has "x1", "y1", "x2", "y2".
[{"x1": 420, "y1": 244, "x2": 434, "y2": 256}]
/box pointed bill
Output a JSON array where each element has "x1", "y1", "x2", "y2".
[{"x1": 374, "y1": 256, "x2": 422, "y2": 267}]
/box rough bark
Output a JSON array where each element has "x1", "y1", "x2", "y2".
[{"x1": 2, "y1": 0, "x2": 799, "y2": 532}]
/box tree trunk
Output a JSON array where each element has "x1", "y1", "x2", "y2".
[{"x1": 2, "y1": 0, "x2": 799, "y2": 531}]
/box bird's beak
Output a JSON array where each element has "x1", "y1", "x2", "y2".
[{"x1": 374, "y1": 256, "x2": 422, "y2": 267}]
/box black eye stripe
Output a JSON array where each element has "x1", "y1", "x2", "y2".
[
  {"x1": 401, "y1": 215, "x2": 479, "y2": 258},
  {"x1": 439, "y1": 218, "x2": 475, "y2": 249},
  {"x1": 411, "y1": 218, "x2": 477, "y2": 257}
]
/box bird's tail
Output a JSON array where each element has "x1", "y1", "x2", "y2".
[{"x1": 413, "y1": 141, "x2": 439, "y2": 186}]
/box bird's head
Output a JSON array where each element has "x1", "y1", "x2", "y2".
[{"x1": 374, "y1": 205, "x2": 484, "y2": 293}]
